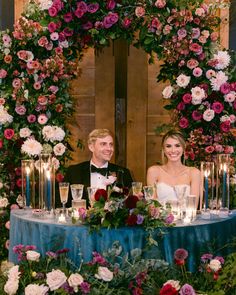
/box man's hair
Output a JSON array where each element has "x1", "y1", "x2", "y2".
[{"x1": 87, "y1": 129, "x2": 114, "y2": 145}]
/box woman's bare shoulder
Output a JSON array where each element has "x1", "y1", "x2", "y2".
[
  {"x1": 147, "y1": 164, "x2": 162, "y2": 173},
  {"x1": 189, "y1": 166, "x2": 201, "y2": 176}
]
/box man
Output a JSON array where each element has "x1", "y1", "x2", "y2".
[{"x1": 64, "y1": 129, "x2": 133, "y2": 207}]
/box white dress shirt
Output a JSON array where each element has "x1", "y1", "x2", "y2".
[{"x1": 90, "y1": 161, "x2": 108, "y2": 189}]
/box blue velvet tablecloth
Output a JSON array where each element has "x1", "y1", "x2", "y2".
[{"x1": 9, "y1": 210, "x2": 236, "y2": 271}]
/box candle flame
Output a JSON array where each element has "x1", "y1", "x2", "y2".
[
  {"x1": 204, "y1": 170, "x2": 210, "y2": 177},
  {"x1": 46, "y1": 170, "x2": 51, "y2": 180},
  {"x1": 25, "y1": 167, "x2": 30, "y2": 175}
]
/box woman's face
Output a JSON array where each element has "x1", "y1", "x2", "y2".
[{"x1": 163, "y1": 136, "x2": 184, "y2": 163}]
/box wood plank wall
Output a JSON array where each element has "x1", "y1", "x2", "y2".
[{"x1": 14, "y1": 1, "x2": 230, "y2": 184}]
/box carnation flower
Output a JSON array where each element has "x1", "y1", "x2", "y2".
[
  {"x1": 21, "y1": 138, "x2": 43, "y2": 156},
  {"x1": 213, "y1": 50, "x2": 231, "y2": 70},
  {"x1": 19, "y1": 127, "x2": 32, "y2": 138}
]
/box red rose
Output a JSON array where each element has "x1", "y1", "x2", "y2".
[
  {"x1": 126, "y1": 214, "x2": 137, "y2": 226},
  {"x1": 160, "y1": 283, "x2": 178, "y2": 295},
  {"x1": 4, "y1": 129, "x2": 14, "y2": 140},
  {"x1": 94, "y1": 189, "x2": 107, "y2": 202},
  {"x1": 125, "y1": 195, "x2": 139, "y2": 209},
  {"x1": 56, "y1": 173, "x2": 64, "y2": 183}
]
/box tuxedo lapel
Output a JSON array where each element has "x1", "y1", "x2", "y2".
[{"x1": 82, "y1": 161, "x2": 91, "y2": 187}]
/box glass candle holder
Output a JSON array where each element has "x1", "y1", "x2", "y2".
[
  {"x1": 200, "y1": 161, "x2": 215, "y2": 213},
  {"x1": 216, "y1": 154, "x2": 230, "y2": 217},
  {"x1": 21, "y1": 160, "x2": 35, "y2": 208},
  {"x1": 38, "y1": 153, "x2": 55, "y2": 212}
]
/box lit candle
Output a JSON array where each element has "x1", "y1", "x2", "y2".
[
  {"x1": 25, "y1": 167, "x2": 30, "y2": 207},
  {"x1": 58, "y1": 213, "x2": 66, "y2": 223},
  {"x1": 46, "y1": 170, "x2": 51, "y2": 210},
  {"x1": 222, "y1": 164, "x2": 227, "y2": 208},
  {"x1": 204, "y1": 170, "x2": 209, "y2": 209}
]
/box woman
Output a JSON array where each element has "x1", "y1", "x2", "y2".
[{"x1": 147, "y1": 130, "x2": 200, "y2": 206}]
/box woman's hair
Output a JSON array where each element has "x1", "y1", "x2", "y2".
[
  {"x1": 161, "y1": 129, "x2": 186, "y2": 163},
  {"x1": 87, "y1": 129, "x2": 114, "y2": 145}
]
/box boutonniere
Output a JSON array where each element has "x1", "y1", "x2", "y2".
[{"x1": 104, "y1": 171, "x2": 117, "y2": 186}]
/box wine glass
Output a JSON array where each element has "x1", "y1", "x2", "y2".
[
  {"x1": 87, "y1": 187, "x2": 97, "y2": 207},
  {"x1": 59, "y1": 182, "x2": 69, "y2": 215},
  {"x1": 132, "y1": 182, "x2": 142, "y2": 195},
  {"x1": 174, "y1": 185, "x2": 188, "y2": 220},
  {"x1": 143, "y1": 186, "x2": 156, "y2": 200}
]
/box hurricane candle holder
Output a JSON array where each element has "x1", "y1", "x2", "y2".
[
  {"x1": 216, "y1": 154, "x2": 230, "y2": 217},
  {"x1": 200, "y1": 162, "x2": 214, "y2": 218},
  {"x1": 38, "y1": 153, "x2": 55, "y2": 213},
  {"x1": 21, "y1": 160, "x2": 35, "y2": 208}
]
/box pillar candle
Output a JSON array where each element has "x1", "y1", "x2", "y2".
[
  {"x1": 46, "y1": 170, "x2": 51, "y2": 210},
  {"x1": 25, "y1": 167, "x2": 30, "y2": 207},
  {"x1": 204, "y1": 171, "x2": 208, "y2": 209}
]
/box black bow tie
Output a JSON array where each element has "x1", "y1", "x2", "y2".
[{"x1": 91, "y1": 165, "x2": 107, "y2": 176}]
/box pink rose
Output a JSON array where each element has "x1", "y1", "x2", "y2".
[
  {"x1": 135, "y1": 6, "x2": 145, "y2": 18},
  {"x1": 15, "y1": 105, "x2": 26, "y2": 115},
  {"x1": 87, "y1": 3, "x2": 99, "y2": 13},
  {"x1": 187, "y1": 58, "x2": 199, "y2": 69},
  {"x1": 224, "y1": 145, "x2": 234, "y2": 154},
  {"x1": 106, "y1": 0, "x2": 116, "y2": 10},
  {"x1": 0, "y1": 69, "x2": 7, "y2": 78},
  {"x1": 179, "y1": 117, "x2": 189, "y2": 128},
  {"x1": 205, "y1": 146, "x2": 214, "y2": 153},
  {"x1": 48, "y1": 6, "x2": 58, "y2": 17},
  {"x1": 220, "y1": 121, "x2": 231, "y2": 133},
  {"x1": 4, "y1": 129, "x2": 14, "y2": 140},
  {"x1": 103, "y1": 12, "x2": 119, "y2": 28},
  {"x1": 122, "y1": 17, "x2": 132, "y2": 28},
  {"x1": 155, "y1": 0, "x2": 166, "y2": 8},
  {"x1": 220, "y1": 83, "x2": 231, "y2": 95}
]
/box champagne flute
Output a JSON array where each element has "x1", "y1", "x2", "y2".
[{"x1": 59, "y1": 182, "x2": 69, "y2": 215}]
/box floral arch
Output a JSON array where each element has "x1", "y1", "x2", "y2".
[{"x1": 0, "y1": 0, "x2": 235, "y2": 259}]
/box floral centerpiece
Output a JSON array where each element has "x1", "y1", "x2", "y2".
[
  {"x1": 1, "y1": 241, "x2": 236, "y2": 294},
  {"x1": 74, "y1": 187, "x2": 175, "y2": 233}
]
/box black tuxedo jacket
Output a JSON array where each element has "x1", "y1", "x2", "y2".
[{"x1": 63, "y1": 161, "x2": 133, "y2": 207}]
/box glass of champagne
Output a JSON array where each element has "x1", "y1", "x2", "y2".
[
  {"x1": 59, "y1": 182, "x2": 69, "y2": 215},
  {"x1": 132, "y1": 182, "x2": 142, "y2": 196}
]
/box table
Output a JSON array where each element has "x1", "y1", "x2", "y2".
[{"x1": 9, "y1": 210, "x2": 236, "y2": 272}]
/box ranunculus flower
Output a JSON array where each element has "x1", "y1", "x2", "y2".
[
  {"x1": 203, "y1": 109, "x2": 215, "y2": 122},
  {"x1": 95, "y1": 266, "x2": 113, "y2": 282},
  {"x1": 4, "y1": 129, "x2": 14, "y2": 140},
  {"x1": 94, "y1": 189, "x2": 107, "y2": 202},
  {"x1": 182, "y1": 93, "x2": 192, "y2": 104},
  {"x1": 220, "y1": 121, "x2": 231, "y2": 133},
  {"x1": 126, "y1": 214, "x2": 138, "y2": 226}
]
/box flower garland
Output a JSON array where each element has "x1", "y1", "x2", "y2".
[{"x1": 0, "y1": 0, "x2": 234, "y2": 260}]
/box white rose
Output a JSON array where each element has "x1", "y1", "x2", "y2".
[
  {"x1": 203, "y1": 109, "x2": 215, "y2": 122},
  {"x1": 19, "y1": 127, "x2": 32, "y2": 138},
  {"x1": 4, "y1": 279, "x2": 19, "y2": 295},
  {"x1": 46, "y1": 269, "x2": 67, "y2": 291},
  {"x1": 8, "y1": 265, "x2": 21, "y2": 280},
  {"x1": 95, "y1": 266, "x2": 113, "y2": 282},
  {"x1": 0, "y1": 197, "x2": 9, "y2": 208},
  {"x1": 209, "y1": 259, "x2": 221, "y2": 272},
  {"x1": 162, "y1": 85, "x2": 173, "y2": 99},
  {"x1": 176, "y1": 74, "x2": 191, "y2": 88},
  {"x1": 26, "y1": 250, "x2": 40, "y2": 262},
  {"x1": 68, "y1": 273, "x2": 84, "y2": 292},
  {"x1": 53, "y1": 143, "x2": 66, "y2": 156},
  {"x1": 25, "y1": 284, "x2": 49, "y2": 295}
]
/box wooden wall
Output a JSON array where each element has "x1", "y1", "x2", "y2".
[{"x1": 14, "y1": 1, "x2": 230, "y2": 184}]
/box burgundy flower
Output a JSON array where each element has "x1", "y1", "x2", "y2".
[
  {"x1": 126, "y1": 214, "x2": 138, "y2": 226},
  {"x1": 192, "y1": 110, "x2": 202, "y2": 121},
  {"x1": 201, "y1": 253, "x2": 213, "y2": 262},
  {"x1": 63, "y1": 12, "x2": 73, "y2": 23},
  {"x1": 160, "y1": 283, "x2": 178, "y2": 295},
  {"x1": 220, "y1": 121, "x2": 231, "y2": 133},
  {"x1": 182, "y1": 93, "x2": 192, "y2": 104},
  {"x1": 80, "y1": 282, "x2": 90, "y2": 294},
  {"x1": 211, "y1": 101, "x2": 224, "y2": 114},
  {"x1": 91, "y1": 251, "x2": 107, "y2": 265},
  {"x1": 174, "y1": 248, "x2": 188, "y2": 265},
  {"x1": 177, "y1": 102, "x2": 185, "y2": 111},
  {"x1": 63, "y1": 27, "x2": 74, "y2": 37},
  {"x1": 94, "y1": 189, "x2": 108, "y2": 201},
  {"x1": 48, "y1": 22, "x2": 57, "y2": 33},
  {"x1": 87, "y1": 3, "x2": 99, "y2": 13},
  {"x1": 220, "y1": 82, "x2": 231, "y2": 94},
  {"x1": 125, "y1": 194, "x2": 139, "y2": 209},
  {"x1": 106, "y1": 0, "x2": 116, "y2": 10}
]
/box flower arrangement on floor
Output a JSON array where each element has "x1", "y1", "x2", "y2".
[
  {"x1": 1, "y1": 242, "x2": 236, "y2": 295},
  {"x1": 76, "y1": 187, "x2": 174, "y2": 232}
]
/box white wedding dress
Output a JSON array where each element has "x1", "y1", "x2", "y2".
[{"x1": 155, "y1": 182, "x2": 190, "y2": 206}]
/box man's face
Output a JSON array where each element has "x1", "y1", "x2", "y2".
[{"x1": 89, "y1": 135, "x2": 114, "y2": 165}]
